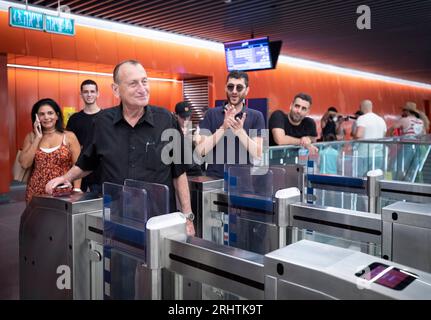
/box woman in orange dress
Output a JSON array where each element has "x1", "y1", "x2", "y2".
[{"x1": 18, "y1": 98, "x2": 82, "y2": 203}]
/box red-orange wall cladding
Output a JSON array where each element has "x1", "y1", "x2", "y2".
[
  {"x1": 243, "y1": 63, "x2": 431, "y2": 117},
  {"x1": 8, "y1": 67, "x2": 16, "y2": 187},
  {"x1": 0, "y1": 54, "x2": 9, "y2": 193}
]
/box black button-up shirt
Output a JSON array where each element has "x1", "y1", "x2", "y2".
[{"x1": 76, "y1": 104, "x2": 188, "y2": 211}]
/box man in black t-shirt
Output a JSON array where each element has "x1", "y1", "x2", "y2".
[
  {"x1": 269, "y1": 92, "x2": 318, "y2": 152},
  {"x1": 66, "y1": 79, "x2": 101, "y2": 192},
  {"x1": 47, "y1": 60, "x2": 195, "y2": 236}
]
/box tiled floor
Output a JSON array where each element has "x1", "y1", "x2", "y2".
[{"x1": 0, "y1": 184, "x2": 26, "y2": 300}]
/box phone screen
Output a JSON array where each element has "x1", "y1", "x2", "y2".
[{"x1": 355, "y1": 262, "x2": 417, "y2": 290}]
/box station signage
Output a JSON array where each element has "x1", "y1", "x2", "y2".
[
  {"x1": 9, "y1": 7, "x2": 43, "y2": 31},
  {"x1": 9, "y1": 7, "x2": 75, "y2": 36},
  {"x1": 45, "y1": 14, "x2": 75, "y2": 36}
]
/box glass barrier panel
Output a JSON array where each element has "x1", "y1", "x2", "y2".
[
  {"x1": 106, "y1": 249, "x2": 146, "y2": 300},
  {"x1": 379, "y1": 196, "x2": 431, "y2": 212},
  {"x1": 227, "y1": 165, "x2": 275, "y2": 254},
  {"x1": 313, "y1": 189, "x2": 369, "y2": 212},
  {"x1": 290, "y1": 227, "x2": 381, "y2": 257},
  {"x1": 124, "y1": 179, "x2": 170, "y2": 218},
  {"x1": 269, "y1": 165, "x2": 289, "y2": 193},
  {"x1": 102, "y1": 182, "x2": 149, "y2": 299}
]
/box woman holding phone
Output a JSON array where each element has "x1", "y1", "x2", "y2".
[{"x1": 18, "y1": 98, "x2": 82, "y2": 203}]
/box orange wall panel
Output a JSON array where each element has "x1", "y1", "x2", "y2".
[
  {"x1": 58, "y1": 60, "x2": 80, "y2": 72},
  {"x1": 25, "y1": 29, "x2": 53, "y2": 58},
  {"x1": 152, "y1": 41, "x2": 172, "y2": 73},
  {"x1": 38, "y1": 70, "x2": 59, "y2": 102},
  {"x1": 134, "y1": 37, "x2": 155, "y2": 69},
  {"x1": 169, "y1": 44, "x2": 186, "y2": 75},
  {"x1": 116, "y1": 33, "x2": 136, "y2": 62},
  {"x1": 51, "y1": 33, "x2": 77, "y2": 61},
  {"x1": 0, "y1": 15, "x2": 26, "y2": 55},
  {"x1": 59, "y1": 72, "x2": 80, "y2": 109},
  {"x1": 8, "y1": 67, "x2": 17, "y2": 183},
  {"x1": 165, "y1": 81, "x2": 183, "y2": 111},
  {"x1": 149, "y1": 81, "x2": 161, "y2": 109},
  {"x1": 95, "y1": 29, "x2": 119, "y2": 65},
  {"x1": 210, "y1": 54, "x2": 229, "y2": 102},
  {"x1": 148, "y1": 80, "x2": 183, "y2": 111},
  {"x1": 75, "y1": 25, "x2": 97, "y2": 63},
  {"x1": 15, "y1": 69, "x2": 38, "y2": 148},
  {"x1": 169, "y1": 81, "x2": 184, "y2": 110},
  {"x1": 0, "y1": 54, "x2": 9, "y2": 193},
  {"x1": 185, "y1": 48, "x2": 212, "y2": 75}
]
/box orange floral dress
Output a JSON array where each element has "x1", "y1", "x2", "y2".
[{"x1": 25, "y1": 135, "x2": 73, "y2": 203}]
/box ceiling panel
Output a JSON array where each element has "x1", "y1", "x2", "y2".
[{"x1": 18, "y1": 0, "x2": 431, "y2": 83}]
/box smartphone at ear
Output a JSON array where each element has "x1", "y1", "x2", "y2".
[{"x1": 35, "y1": 114, "x2": 42, "y2": 131}]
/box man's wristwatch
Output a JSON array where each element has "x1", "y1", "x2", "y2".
[{"x1": 182, "y1": 212, "x2": 195, "y2": 222}]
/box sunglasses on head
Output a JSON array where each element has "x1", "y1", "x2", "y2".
[{"x1": 226, "y1": 84, "x2": 245, "y2": 92}]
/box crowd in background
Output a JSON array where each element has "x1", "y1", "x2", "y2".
[{"x1": 15, "y1": 64, "x2": 431, "y2": 205}]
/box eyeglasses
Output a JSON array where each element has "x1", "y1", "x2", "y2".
[{"x1": 226, "y1": 84, "x2": 246, "y2": 92}]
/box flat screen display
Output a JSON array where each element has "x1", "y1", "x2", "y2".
[
  {"x1": 224, "y1": 37, "x2": 273, "y2": 72},
  {"x1": 355, "y1": 262, "x2": 417, "y2": 290}
]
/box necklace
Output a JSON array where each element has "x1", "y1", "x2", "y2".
[{"x1": 43, "y1": 128, "x2": 57, "y2": 134}]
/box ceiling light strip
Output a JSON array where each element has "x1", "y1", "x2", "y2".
[
  {"x1": 279, "y1": 56, "x2": 431, "y2": 90},
  {"x1": 6, "y1": 64, "x2": 182, "y2": 83}
]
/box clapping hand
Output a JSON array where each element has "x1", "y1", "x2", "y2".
[
  {"x1": 220, "y1": 105, "x2": 236, "y2": 128},
  {"x1": 230, "y1": 112, "x2": 246, "y2": 136}
]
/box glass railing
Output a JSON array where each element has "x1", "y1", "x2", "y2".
[{"x1": 267, "y1": 134, "x2": 431, "y2": 183}]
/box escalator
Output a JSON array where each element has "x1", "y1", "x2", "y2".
[
  {"x1": 415, "y1": 146, "x2": 431, "y2": 184},
  {"x1": 402, "y1": 144, "x2": 431, "y2": 183}
]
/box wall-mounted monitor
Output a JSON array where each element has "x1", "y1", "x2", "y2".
[{"x1": 224, "y1": 36, "x2": 282, "y2": 72}]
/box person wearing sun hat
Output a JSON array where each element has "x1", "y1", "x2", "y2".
[
  {"x1": 388, "y1": 102, "x2": 430, "y2": 181},
  {"x1": 390, "y1": 101, "x2": 429, "y2": 136}
]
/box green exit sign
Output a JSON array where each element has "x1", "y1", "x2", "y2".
[
  {"x1": 8, "y1": 7, "x2": 75, "y2": 36},
  {"x1": 9, "y1": 7, "x2": 44, "y2": 31},
  {"x1": 45, "y1": 14, "x2": 75, "y2": 36}
]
